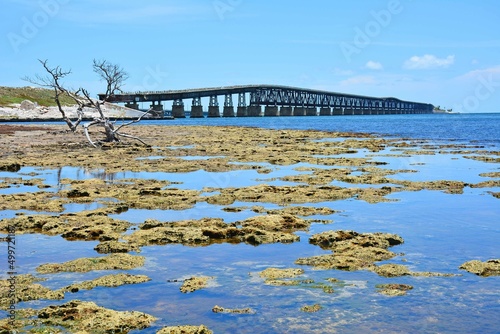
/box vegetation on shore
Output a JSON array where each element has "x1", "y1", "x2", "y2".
[{"x1": 0, "y1": 86, "x2": 76, "y2": 107}]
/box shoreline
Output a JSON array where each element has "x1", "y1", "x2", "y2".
[
  {"x1": 0, "y1": 116, "x2": 174, "y2": 123},
  {"x1": 0, "y1": 102, "x2": 169, "y2": 122}
]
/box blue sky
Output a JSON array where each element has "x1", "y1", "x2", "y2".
[{"x1": 1, "y1": 0, "x2": 499, "y2": 112}]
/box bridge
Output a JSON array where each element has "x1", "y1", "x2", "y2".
[{"x1": 100, "y1": 85, "x2": 434, "y2": 118}]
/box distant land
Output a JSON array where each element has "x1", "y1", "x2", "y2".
[
  {"x1": 0, "y1": 86, "x2": 76, "y2": 107},
  {"x1": 0, "y1": 86, "x2": 146, "y2": 121}
]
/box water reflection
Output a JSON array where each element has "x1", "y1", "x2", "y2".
[{"x1": 1, "y1": 142, "x2": 499, "y2": 333}]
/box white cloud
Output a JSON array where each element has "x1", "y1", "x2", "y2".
[
  {"x1": 459, "y1": 65, "x2": 500, "y2": 79},
  {"x1": 404, "y1": 54, "x2": 455, "y2": 70},
  {"x1": 365, "y1": 61, "x2": 383, "y2": 70}
]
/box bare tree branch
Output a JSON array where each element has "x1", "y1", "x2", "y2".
[
  {"x1": 83, "y1": 121, "x2": 100, "y2": 148},
  {"x1": 93, "y1": 59, "x2": 129, "y2": 101},
  {"x1": 114, "y1": 108, "x2": 153, "y2": 133},
  {"x1": 23, "y1": 60, "x2": 87, "y2": 132},
  {"x1": 25, "y1": 59, "x2": 150, "y2": 148}
]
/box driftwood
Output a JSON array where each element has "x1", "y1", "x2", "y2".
[{"x1": 24, "y1": 59, "x2": 150, "y2": 147}]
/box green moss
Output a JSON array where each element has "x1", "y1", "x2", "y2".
[{"x1": 0, "y1": 86, "x2": 75, "y2": 107}]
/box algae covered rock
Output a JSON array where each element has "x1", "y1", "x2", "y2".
[
  {"x1": 125, "y1": 215, "x2": 306, "y2": 247},
  {"x1": 212, "y1": 305, "x2": 255, "y2": 314},
  {"x1": 373, "y1": 263, "x2": 458, "y2": 278},
  {"x1": 0, "y1": 274, "x2": 63, "y2": 310},
  {"x1": 0, "y1": 212, "x2": 131, "y2": 241},
  {"x1": 61, "y1": 274, "x2": 151, "y2": 293},
  {"x1": 310, "y1": 230, "x2": 403, "y2": 250},
  {"x1": 180, "y1": 276, "x2": 213, "y2": 293},
  {"x1": 296, "y1": 230, "x2": 404, "y2": 271},
  {"x1": 376, "y1": 284, "x2": 413, "y2": 296},
  {"x1": 460, "y1": 259, "x2": 500, "y2": 277},
  {"x1": 37, "y1": 300, "x2": 156, "y2": 332},
  {"x1": 300, "y1": 304, "x2": 322, "y2": 313},
  {"x1": 94, "y1": 240, "x2": 141, "y2": 254},
  {"x1": 373, "y1": 264, "x2": 411, "y2": 277},
  {"x1": 258, "y1": 267, "x2": 305, "y2": 280},
  {"x1": 295, "y1": 254, "x2": 369, "y2": 271},
  {"x1": 157, "y1": 325, "x2": 213, "y2": 334},
  {"x1": 36, "y1": 253, "x2": 145, "y2": 274}
]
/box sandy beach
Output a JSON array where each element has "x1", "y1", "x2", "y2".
[{"x1": 0, "y1": 102, "x2": 149, "y2": 121}]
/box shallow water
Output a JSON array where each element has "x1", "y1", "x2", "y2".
[{"x1": 1, "y1": 116, "x2": 499, "y2": 333}]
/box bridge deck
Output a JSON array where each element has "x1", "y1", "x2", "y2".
[{"x1": 99, "y1": 84, "x2": 434, "y2": 116}]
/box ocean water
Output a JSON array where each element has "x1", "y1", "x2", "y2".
[
  {"x1": 145, "y1": 112, "x2": 500, "y2": 144},
  {"x1": 1, "y1": 113, "x2": 499, "y2": 333}
]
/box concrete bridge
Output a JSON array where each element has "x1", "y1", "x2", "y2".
[{"x1": 99, "y1": 85, "x2": 434, "y2": 118}]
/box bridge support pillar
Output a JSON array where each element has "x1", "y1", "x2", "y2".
[
  {"x1": 223, "y1": 106, "x2": 235, "y2": 117},
  {"x1": 236, "y1": 106, "x2": 247, "y2": 117},
  {"x1": 264, "y1": 106, "x2": 279, "y2": 116},
  {"x1": 150, "y1": 102, "x2": 163, "y2": 112},
  {"x1": 344, "y1": 108, "x2": 354, "y2": 115},
  {"x1": 306, "y1": 107, "x2": 317, "y2": 116},
  {"x1": 280, "y1": 107, "x2": 292, "y2": 116},
  {"x1": 332, "y1": 108, "x2": 343, "y2": 115},
  {"x1": 319, "y1": 107, "x2": 331, "y2": 116},
  {"x1": 247, "y1": 106, "x2": 261, "y2": 117},
  {"x1": 125, "y1": 102, "x2": 139, "y2": 110},
  {"x1": 208, "y1": 106, "x2": 220, "y2": 117},
  {"x1": 190, "y1": 106, "x2": 204, "y2": 118},
  {"x1": 223, "y1": 94, "x2": 234, "y2": 117},
  {"x1": 172, "y1": 105, "x2": 185, "y2": 118},
  {"x1": 293, "y1": 107, "x2": 305, "y2": 116},
  {"x1": 353, "y1": 108, "x2": 362, "y2": 115}
]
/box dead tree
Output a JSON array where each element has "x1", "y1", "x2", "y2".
[{"x1": 24, "y1": 59, "x2": 151, "y2": 147}]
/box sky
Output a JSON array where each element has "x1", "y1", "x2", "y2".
[{"x1": 1, "y1": 0, "x2": 500, "y2": 113}]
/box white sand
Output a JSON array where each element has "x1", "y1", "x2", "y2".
[{"x1": 0, "y1": 101, "x2": 148, "y2": 121}]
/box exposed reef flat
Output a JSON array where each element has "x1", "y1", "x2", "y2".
[{"x1": 0, "y1": 124, "x2": 498, "y2": 332}]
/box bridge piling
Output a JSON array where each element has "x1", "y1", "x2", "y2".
[
  {"x1": 319, "y1": 107, "x2": 331, "y2": 116},
  {"x1": 293, "y1": 107, "x2": 305, "y2": 116},
  {"x1": 264, "y1": 106, "x2": 279, "y2": 116},
  {"x1": 306, "y1": 107, "x2": 317, "y2": 116},
  {"x1": 208, "y1": 95, "x2": 220, "y2": 117},
  {"x1": 223, "y1": 106, "x2": 235, "y2": 117},
  {"x1": 190, "y1": 106, "x2": 204, "y2": 118},
  {"x1": 208, "y1": 106, "x2": 220, "y2": 117},
  {"x1": 280, "y1": 106, "x2": 293, "y2": 116},
  {"x1": 150, "y1": 101, "x2": 163, "y2": 112},
  {"x1": 332, "y1": 108, "x2": 343, "y2": 115},
  {"x1": 125, "y1": 102, "x2": 139, "y2": 110},
  {"x1": 344, "y1": 108, "x2": 354, "y2": 115},
  {"x1": 172, "y1": 105, "x2": 185, "y2": 118},
  {"x1": 236, "y1": 106, "x2": 247, "y2": 117},
  {"x1": 247, "y1": 106, "x2": 261, "y2": 117},
  {"x1": 172, "y1": 99, "x2": 185, "y2": 118},
  {"x1": 223, "y1": 94, "x2": 235, "y2": 117}
]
